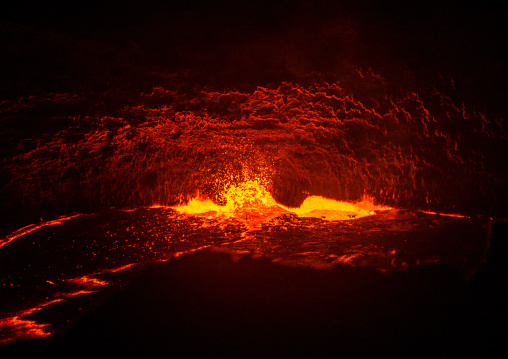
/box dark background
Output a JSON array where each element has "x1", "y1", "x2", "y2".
[{"x1": 1, "y1": 0, "x2": 507, "y2": 112}]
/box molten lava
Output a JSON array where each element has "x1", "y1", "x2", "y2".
[
  {"x1": 173, "y1": 180, "x2": 389, "y2": 221},
  {"x1": 281, "y1": 195, "x2": 390, "y2": 221}
]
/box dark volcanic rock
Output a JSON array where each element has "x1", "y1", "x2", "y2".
[
  {"x1": 2, "y1": 226, "x2": 507, "y2": 358},
  {"x1": 37, "y1": 250, "x2": 468, "y2": 358}
]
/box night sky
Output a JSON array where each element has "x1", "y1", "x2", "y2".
[{"x1": 1, "y1": 1, "x2": 506, "y2": 103}]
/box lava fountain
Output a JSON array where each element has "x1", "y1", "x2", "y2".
[{"x1": 174, "y1": 180, "x2": 389, "y2": 221}]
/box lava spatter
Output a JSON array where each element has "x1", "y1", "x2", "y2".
[{"x1": 173, "y1": 180, "x2": 390, "y2": 222}]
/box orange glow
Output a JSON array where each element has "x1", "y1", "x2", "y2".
[
  {"x1": 418, "y1": 210, "x2": 469, "y2": 218},
  {"x1": 108, "y1": 263, "x2": 138, "y2": 273},
  {"x1": 174, "y1": 181, "x2": 278, "y2": 216},
  {"x1": 5, "y1": 80, "x2": 500, "y2": 220},
  {"x1": 67, "y1": 276, "x2": 109, "y2": 287},
  {"x1": 173, "y1": 181, "x2": 389, "y2": 221},
  {"x1": 0, "y1": 262, "x2": 144, "y2": 344},
  {"x1": 282, "y1": 196, "x2": 391, "y2": 220},
  {"x1": 0, "y1": 299, "x2": 63, "y2": 344},
  {"x1": 0, "y1": 214, "x2": 83, "y2": 249}
]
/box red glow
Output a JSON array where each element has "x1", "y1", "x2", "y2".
[
  {"x1": 0, "y1": 299, "x2": 64, "y2": 344},
  {"x1": 0, "y1": 263, "x2": 143, "y2": 344},
  {"x1": 418, "y1": 210, "x2": 468, "y2": 218},
  {"x1": 0, "y1": 214, "x2": 83, "y2": 249},
  {"x1": 3, "y1": 79, "x2": 502, "y2": 219}
]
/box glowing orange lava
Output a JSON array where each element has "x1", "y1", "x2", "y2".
[
  {"x1": 0, "y1": 214, "x2": 83, "y2": 249},
  {"x1": 0, "y1": 299, "x2": 64, "y2": 344},
  {"x1": 173, "y1": 181, "x2": 390, "y2": 221},
  {"x1": 281, "y1": 195, "x2": 391, "y2": 220},
  {"x1": 0, "y1": 262, "x2": 145, "y2": 344},
  {"x1": 418, "y1": 210, "x2": 468, "y2": 218}
]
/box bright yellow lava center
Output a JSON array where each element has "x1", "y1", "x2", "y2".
[
  {"x1": 224, "y1": 181, "x2": 277, "y2": 211},
  {"x1": 173, "y1": 181, "x2": 390, "y2": 221}
]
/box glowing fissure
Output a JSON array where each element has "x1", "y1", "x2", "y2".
[
  {"x1": 0, "y1": 214, "x2": 84, "y2": 249},
  {"x1": 0, "y1": 262, "x2": 143, "y2": 344},
  {"x1": 0, "y1": 299, "x2": 64, "y2": 344},
  {"x1": 173, "y1": 181, "x2": 389, "y2": 221},
  {"x1": 0, "y1": 240, "x2": 231, "y2": 345}
]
